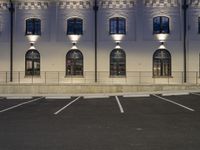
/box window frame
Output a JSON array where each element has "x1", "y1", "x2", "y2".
[
  {"x1": 110, "y1": 48, "x2": 126, "y2": 77},
  {"x1": 109, "y1": 17, "x2": 126, "y2": 35},
  {"x1": 153, "y1": 16, "x2": 170, "y2": 34},
  {"x1": 25, "y1": 49, "x2": 41, "y2": 76},
  {"x1": 67, "y1": 18, "x2": 83, "y2": 35},
  {"x1": 25, "y1": 18, "x2": 41, "y2": 36},
  {"x1": 66, "y1": 49, "x2": 84, "y2": 77},
  {"x1": 153, "y1": 49, "x2": 172, "y2": 78}
]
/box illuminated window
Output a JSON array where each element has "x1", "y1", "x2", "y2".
[
  {"x1": 153, "y1": 16, "x2": 169, "y2": 34},
  {"x1": 67, "y1": 18, "x2": 83, "y2": 35},
  {"x1": 25, "y1": 18, "x2": 41, "y2": 35},
  {"x1": 66, "y1": 49, "x2": 83, "y2": 76},
  {"x1": 25, "y1": 50, "x2": 40, "y2": 76},
  {"x1": 109, "y1": 17, "x2": 126, "y2": 34},
  {"x1": 153, "y1": 49, "x2": 171, "y2": 77},
  {"x1": 110, "y1": 49, "x2": 126, "y2": 77}
]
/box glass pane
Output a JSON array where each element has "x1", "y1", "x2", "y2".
[
  {"x1": 118, "y1": 18, "x2": 126, "y2": 34},
  {"x1": 161, "y1": 17, "x2": 169, "y2": 33},
  {"x1": 110, "y1": 19, "x2": 117, "y2": 34},
  {"x1": 153, "y1": 17, "x2": 161, "y2": 34}
]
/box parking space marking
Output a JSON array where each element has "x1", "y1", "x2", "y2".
[
  {"x1": 162, "y1": 92, "x2": 189, "y2": 96},
  {"x1": 54, "y1": 96, "x2": 81, "y2": 115},
  {"x1": 6, "y1": 97, "x2": 33, "y2": 100},
  {"x1": 115, "y1": 96, "x2": 124, "y2": 113},
  {"x1": 0, "y1": 97, "x2": 44, "y2": 113},
  {"x1": 83, "y1": 95, "x2": 109, "y2": 99},
  {"x1": 123, "y1": 94, "x2": 150, "y2": 98},
  {"x1": 152, "y1": 94, "x2": 195, "y2": 112},
  {"x1": 45, "y1": 96, "x2": 71, "y2": 100},
  {"x1": 191, "y1": 93, "x2": 200, "y2": 96}
]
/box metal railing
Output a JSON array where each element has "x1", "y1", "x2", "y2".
[{"x1": 0, "y1": 71, "x2": 199, "y2": 85}]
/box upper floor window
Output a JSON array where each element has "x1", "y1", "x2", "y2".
[
  {"x1": 25, "y1": 49, "x2": 40, "y2": 76},
  {"x1": 153, "y1": 49, "x2": 171, "y2": 77},
  {"x1": 109, "y1": 17, "x2": 126, "y2": 35},
  {"x1": 25, "y1": 18, "x2": 41, "y2": 35},
  {"x1": 153, "y1": 16, "x2": 170, "y2": 34},
  {"x1": 110, "y1": 48, "x2": 126, "y2": 77},
  {"x1": 67, "y1": 18, "x2": 83, "y2": 35}
]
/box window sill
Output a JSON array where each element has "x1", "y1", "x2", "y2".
[
  {"x1": 65, "y1": 75, "x2": 84, "y2": 78},
  {"x1": 110, "y1": 75, "x2": 126, "y2": 78},
  {"x1": 153, "y1": 76, "x2": 173, "y2": 78},
  {"x1": 24, "y1": 75, "x2": 41, "y2": 78}
]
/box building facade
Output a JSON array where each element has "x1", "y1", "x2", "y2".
[{"x1": 0, "y1": 0, "x2": 200, "y2": 85}]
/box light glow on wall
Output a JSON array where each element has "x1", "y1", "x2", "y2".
[
  {"x1": 68, "y1": 35, "x2": 81, "y2": 43},
  {"x1": 111, "y1": 34, "x2": 124, "y2": 43},
  {"x1": 155, "y1": 33, "x2": 168, "y2": 42},
  {"x1": 26, "y1": 35, "x2": 40, "y2": 44}
]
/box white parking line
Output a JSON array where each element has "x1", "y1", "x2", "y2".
[
  {"x1": 162, "y1": 93, "x2": 189, "y2": 96},
  {"x1": 123, "y1": 94, "x2": 150, "y2": 98},
  {"x1": 152, "y1": 94, "x2": 195, "y2": 112},
  {"x1": 0, "y1": 97, "x2": 44, "y2": 113},
  {"x1": 45, "y1": 96, "x2": 71, "y2": 100},
  {"x1": 191, "y1": 93, "x2": 200, "y2": 96},
  {"x1": 83, "y1": 95, "x2": 109, "y2": 99},
  {"x1": 6, "y1": 97, "x2": 33, "y2": 100},
  {"x1": 54, "y1": 97, "x2": 81, "y2": 115},
  {"x1": 115, "y1": 96, "x2": 124, "y2": 113}
]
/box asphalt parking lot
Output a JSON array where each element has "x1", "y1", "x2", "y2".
[{"x1": 0, "y1": 93, "x2": 200, "y2": 150}]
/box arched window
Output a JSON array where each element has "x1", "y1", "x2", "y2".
[
  {"x1": 66, "y1": 49, "x2": 83, "y2": 76},
  {"x1": 110, "y1": 49, "x2": 126, "y2": 76},
  {"x1": 67, "y1": 18, "x2": 83, "y2": 35},
  {"x1": 25, "y1": 49, "x2": 40, "y2": 76},
  {"x1": 25, "y1": 18, "x2": 41, "y2": 35},
  {"x1": 153, "y1": 49, "x2": 171, "y2": 77},
  {"x1": 153, "y1": 16, "x2": 169, "y2": 34},
  {"x1": 109, "y1": 17, "x2": 126, "y2": 34}
]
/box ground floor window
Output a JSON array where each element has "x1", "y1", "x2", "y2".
[
  {"x1": 153, "y1": 49, "x2": 171, "y2": 77},
  {"x1": 110, "y1": 48, "x2": 126, "y2": 77},
  {"x1": 25, "y1": 49, "x2": 40, "y2": 76},
  {"x1": 66, "y1": 49, "x2": 83, "y2": 76}
]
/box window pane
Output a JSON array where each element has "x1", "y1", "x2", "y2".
[
  {"x1": 161, "y1": 17, "x2": 169, "y2": 33},
  {"x1": 153, "y1": 17, "x2": 161, "y2": 34},
  {"x1": 118, "y1": 18, "x2": 126, "y2": 34}
]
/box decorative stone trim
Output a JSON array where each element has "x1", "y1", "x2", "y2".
[
  {"x1": 0, "y1": 2, "x2": 9, "y2": 10},
  {"x1": 190, "y1": 0, "x2": 200, "y2": 7},
  {"x1": 99, "y1": 0, "x2": 135, "y2": 9},
  {"x1": 144, "y1": 0, "x2": 179, "y2": 7},
  {"x1": 58, "y1": 1, "x2": 91, "y2": 9},
  {"x1": 17, "y1": 1, "x2": 49, "y2": 10}
]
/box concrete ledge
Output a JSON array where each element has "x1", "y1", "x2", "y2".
[{"x1": 0, "y1": 84, "x2": 200, "y2": 95}]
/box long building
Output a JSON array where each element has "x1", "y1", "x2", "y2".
[{"x1": 0, "y1": 0, "x2": 200, "y2": 90}]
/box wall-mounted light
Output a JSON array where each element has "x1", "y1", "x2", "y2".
[{"x1": 158, "y1": 42, "x2": 166, "y2": 49}]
